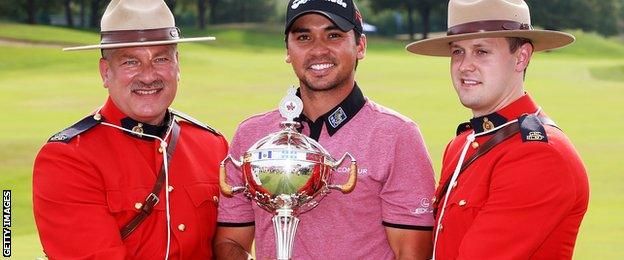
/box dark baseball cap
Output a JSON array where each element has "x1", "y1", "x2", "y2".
[{"x1": 285, "y1": 0, "x2": 363, "y2": 34}]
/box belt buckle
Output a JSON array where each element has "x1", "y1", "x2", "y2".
[{"x1": 145, "y1": 193, "x2": 160, "y2": 206}]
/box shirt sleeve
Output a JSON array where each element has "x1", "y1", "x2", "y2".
[
  {"x1": 456, "y1": 142, "x2": 579, "y2": 259},
  {"x1": 33, "y1": 142, "x2": 126, "y2": 259},
  {"x1": 380, "y1": 122, "x2": 436, "y2": 229},
  {"x1": 216, "y1": 125, "x2": 256, "y2": 226}
]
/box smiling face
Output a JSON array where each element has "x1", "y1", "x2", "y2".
[
  {"x1": 450, "y1": 37, "x2": 532, "y2": 117},
  {"x1": 99, "y1": 44, "x2": 179, "y2": 125},
  {"x1": 286, "y1": 13, "x2": 366, "y2": 93}
]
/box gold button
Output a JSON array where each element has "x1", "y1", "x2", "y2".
[
  {"x1": 213, "y1": 196, "x2": 219, "y2": 203},
  {"x1": 438, "y1": 224, "x2": 443, "y2": 231},
  {"x1": 178, "y1": 224, "x2": 186, "y2": 232},
  {"x1": 452, "y1": 181, "x2": 458, "y2": 188},
  {"x1": 93, "y1": 113, "x2": 102, "y2": 120},
  {"x1": 471, "y1": 141, "x2": 479, "y2": 149},
  {"x1": 459, "y1": 200, "x2": 467, "y2": 206},
  {"x1": 158, "y1": 147, "x2": 164, "y2": 153},
  {"x1": 168, "y1": 186, "x2": 174, "y2": 192},
  {"x1": 134, "y1": 202, "x2": 143, "y2": 210}
]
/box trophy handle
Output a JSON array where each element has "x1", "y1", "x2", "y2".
[
  {"x1": 219, "y1": 155, "x2": 246, "y2": 197},
  {"x1": 328, "y1": 152, "x2": 357, "y2": 194}
]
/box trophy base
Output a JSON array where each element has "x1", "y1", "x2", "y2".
[{"x1": 273, "y1": 208, "x2": 299, "y2": 260}]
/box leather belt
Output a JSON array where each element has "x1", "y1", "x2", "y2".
[{"x1": 120, "y1": 119, "x2": 181, "y2": 240}]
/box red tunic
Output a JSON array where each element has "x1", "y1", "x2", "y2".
[
  {"x1": 33, "y1": 98, "x2": 227, "y2": 259},
  {"x1": 433, "y1": 94, "x2": 589, "y2": 259}
]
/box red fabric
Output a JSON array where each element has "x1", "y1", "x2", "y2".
[
  {"x1": 434, "y1": 94, "x2": 589, "y2": 260},
  {"x1": 33, "y1": 98, "x2": 227, "y2": 259}
]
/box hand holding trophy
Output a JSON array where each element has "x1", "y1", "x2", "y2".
[{"x1": 220, "y1": 87, "x2": 358, "y2": 260}]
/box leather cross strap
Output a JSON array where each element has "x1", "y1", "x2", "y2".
[
  {"x1": 120, "y1": 119, "x2": 181, "y2": 240},
  {"x1": 433, "y1": 116, "x2": 554, "y2": 216}
]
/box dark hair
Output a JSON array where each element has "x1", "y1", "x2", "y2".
[{"x1": 506, "y1": 37, "x2": 532, "y2": 53}]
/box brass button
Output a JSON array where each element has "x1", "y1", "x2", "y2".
[
  {"x1": 471, "y1": 141, "x2": 479, "y2": 149},
  {"x1": 459, "y1": 200, "x2": 467, "y2": 206},
  {"x1": 178, "y1": 224, "x2": 186, "y2": 232},
  {"x1": 438, "y1": 224, "x2": 443, "y2": 232},
  {"x1": 134, "y1": 202, "x2": 143, "y2": 210},
  {"x1": 168, "y1": 186, "x2": 174, "y2": 192},
  {"x1": 158, "y1": 147, "x2": 164, "y2": 153},
  {"x1": 93, "y1": 113, "x2": 102, "y2": 121},
  {"x1": 452, "y1": 181, "x2": 458, "y2": 188}
]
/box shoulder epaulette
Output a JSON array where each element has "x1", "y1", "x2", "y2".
[
  {"x1": 48, "y1": 114, "x2": 102, "y2": 143},
  {"x1": 456, "y1": 122, "x2": 472, "y2": 136},
  {"x1": 518, "y1": 114, "x2": 550, "y2": 143},
  {"x1": 170, "y1": 109, "x2": 222, "y2": 136}
]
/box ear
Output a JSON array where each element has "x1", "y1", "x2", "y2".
[
  {"x1": 98, "y1": 58, "x2": 110, "y2": 89},
  {"x1": 285, "y1": 53, "x2": 292, "y2": 63},
  {"x1": 515, "y1": 42, "x2": 533, "y2": 72},
  {"x1": 356, "y1": 34, "x2": 367, "y2": 60}
]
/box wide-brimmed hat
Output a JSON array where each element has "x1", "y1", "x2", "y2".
[
  {"x1": 285, "y1": 0, "x2": 363, "y2": 34},
  {"x1": 406, "y1": 0, "x2": 575, "y2": 57},
  {"x1": 63, "y1": 0, "x2": 215, "y2": 51}
]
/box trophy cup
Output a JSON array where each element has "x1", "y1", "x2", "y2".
[{"x1": 220, "y1": 87, "x2": 357, "y2": 260}]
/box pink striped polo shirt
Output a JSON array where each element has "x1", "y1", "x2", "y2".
[{"x1": 218, "y1": 85, "x2": 435, "y2": 259}]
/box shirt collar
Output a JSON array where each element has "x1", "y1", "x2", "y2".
[
  {"x1": 457, "y1": 93, "x2": 540, "y2": 135},
  {"x1": 99, "y1": 97, "x2": 172, "y2": 140},
  {"x1": 295, "y1": 83, "x2": 366, "y2": 141}
]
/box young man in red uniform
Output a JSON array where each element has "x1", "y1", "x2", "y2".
[
  {"x1": 33, "y1": 0, "x2": 226, "y2": 259},
  {"x1": 407, "y1": 0, "x2": 590, "y2": 259}
]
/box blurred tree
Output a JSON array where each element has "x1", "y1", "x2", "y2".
[
  {"x1": 64, "y1": 0, "x2": 74, "y2": 27},
  {"x1": 527, "y1": 0, "x2": 619, "y2": 36},
  {"x1": 80, "y1": 0, "x2": 86, "y2": 27},
  {"x1": 369, "y1": 0, "x2": 445, "y2": 40},
  {"x1": 208, "y1": 0, "x2": 219, "y2": 24},
  {"x1": 208, "y1": 0, "x2": 275, "y2": 24},
  {"x1": 198, "y1": 0, "x2": 207, "y2": 29},
  {"x1": 89, "y1": 0, "x2": 102, "y2": 28},
  {"x1": 27, "y1": 0, "x2": 36, "y2": 24}
]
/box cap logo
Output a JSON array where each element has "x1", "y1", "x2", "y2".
[{"x1": 291, "y1": 0, "x2": 347, "y2": 10}]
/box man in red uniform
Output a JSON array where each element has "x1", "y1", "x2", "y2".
[
  {"x1": 33, "y1": 0, "x2": 226, "y2": 259},
  {"x1": 407, "y1": 0, "x2": 590, "y2": 259}
]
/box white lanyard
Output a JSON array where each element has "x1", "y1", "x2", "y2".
[
  {"x1": 94, "y1": 107, "x2": 174, "y2": 260},
  {"x1": 432, "y1": 108, "x2": 541, "y2": 259}
]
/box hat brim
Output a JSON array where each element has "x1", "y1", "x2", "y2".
[
  {"x1": 62, "y1": 37, "x2": 216, "y2": 51},
  {"x1": 406, "y1": 30, "x2": 575, "y2": 57},
  {"x1": 285, "y1": 11, "x2": 354, "y2": 34}
]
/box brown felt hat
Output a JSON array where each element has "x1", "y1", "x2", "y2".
[
  {"x1": 63, "y1": 0, "x2": 215, "y2": 51},
  {"x1": 406, "y1": 0, "x2": 575, "y2": 57}
]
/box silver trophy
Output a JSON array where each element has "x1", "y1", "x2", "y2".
[{"x1": 220, "y1": 87, "x2": 357, "y2": 260}]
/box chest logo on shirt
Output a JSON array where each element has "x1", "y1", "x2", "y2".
[
  {"x1": 335, "y1": 165, "x2": 368, "y2": 175},
  {"x1": 328, "y1": 107, "x2": 347, "y2": 128},
  {"x1": 411, "y1": 198, "x2": 433, "y2": 215}
]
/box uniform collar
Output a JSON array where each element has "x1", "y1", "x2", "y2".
[
  {"x1": 457, "y1": 93, "x2": 540, "y2": 135},
  {"x1": 295, "y1": 83, "x2": 366, "y2": 141},
  {"x1": 99, "y1": 97, "x2": 172, "y2": 140}
]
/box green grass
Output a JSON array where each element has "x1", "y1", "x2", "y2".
[
  {"x1": 259, "y1": 172, "x2": 310, "y2": 195},
  {"x1": 0, "y1": 22, "x2": 623, "y2": 259}
]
